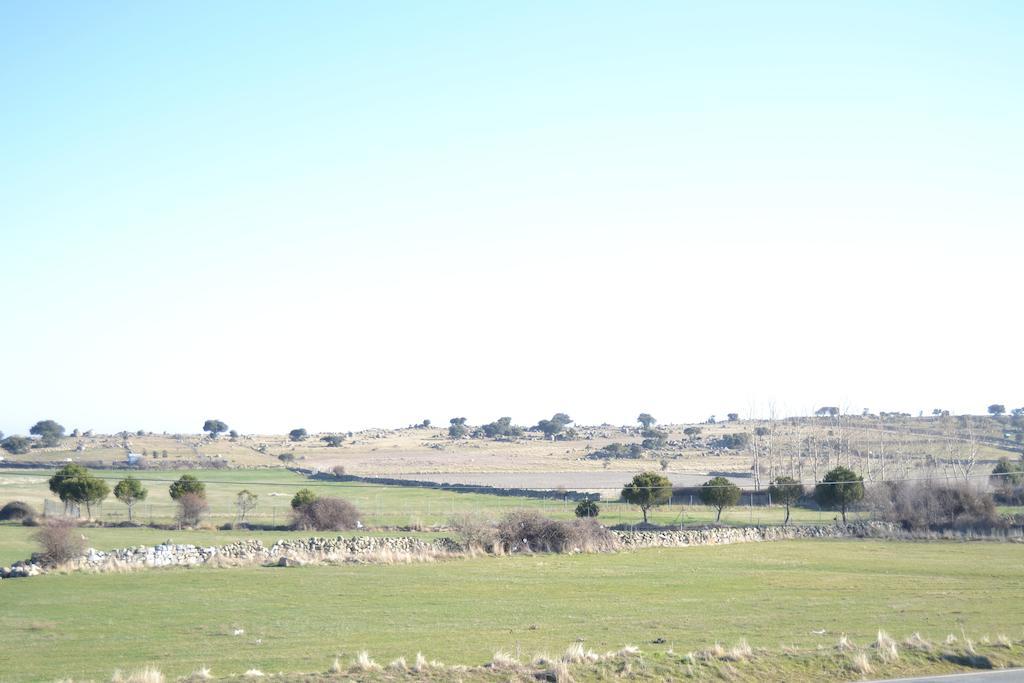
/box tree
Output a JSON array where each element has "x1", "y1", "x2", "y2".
[
  {"x1": 235, "y1": 490, "x2": 258, "y2": 522},
  {"x1": 620, "y1": 472, "x2": 672, "y2": 524},
  {"x1": 988, "y1": 404, "x2": 1006, "y2": 417},
  {"x1": 535, "y1": 413, "x2": 573, "y2": 440},
  {"x1": 291, "y1": 488, "x2": 317, "y2": 510},
  {"x1": 815, "y1": 407, "x2": 840, "y2": 417},
  {"x1": 228, "y1": 429, "x2": 239, "y2": 439},
  {"x1": 30, "y1": 419, "x2": 65, "y2": 447},
  {"x1": 814, "y1": 466, "x2": 864, "y2": 523},
  {"x1": 683, "y1": 426, "x2": 702, "y2": 437},
  {"x1": 320, "y1": 435, "x2": 344, "y2": 447},
  {"x1": 767, "y1": 476, "x2": 804, "y2": 525},
  {"x1": 991, "y1": 457, "x2": 1024, "y2": 490},
  {"x1": 168, "y1": 474, "x2": 205, "y2": 500},
  {"x1": 48, "y1": 465, "x2": 109, "y2": 519},
  {"x1": 1, "y1": 435, "x2": 31, "y2": 455},
  {"x1": 637, "y1": 413, "x2": 657, "y2": 430},
  {"x1": 449, "y1": 417, "x2": 468, "y2": 439},
  {"x1": 482, "y1": 417, "x2": 523, "y2": 439},
  {"x1": 203, "y1": 419, "x2": 228, "y2": 438},
  {"x1": 575, "y1": 499, "x2": 600, "y2": 518},
  {"x1": 699, "y1": 476, "x2": 741, "y2": 521},
  {"x1": 289, "y1": 428, "x2": 308, "y2": 442},
  {"x1": 113, "y1": 476, "x2": 147, "y2": 522},
  {"x1": 727, "y1": 413, "x2": 739, "y2": 422}
]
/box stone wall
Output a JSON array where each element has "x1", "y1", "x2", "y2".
[{"x1": 612, "y1": 522, "x2": 899, "y2": 549}]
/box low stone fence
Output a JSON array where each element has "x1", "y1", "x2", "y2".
[
  {"x1": 1, "y1": 535, "x2": 462, "y2": 579},
  {"x1": 5, "y1": 521, "x2": 1005, "y2": 580},
  {"x1": 612, "y1": 522, "x2": 899, "y2": 549}
]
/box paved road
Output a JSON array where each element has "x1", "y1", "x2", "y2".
[{"x1": 869, "y1": 670, "x2": 1024, "y2": 682}]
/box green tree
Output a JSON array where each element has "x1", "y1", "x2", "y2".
[
  {"x1": 289, "y1": 428, "x2": 308, "y2": 442},
  {"x1": 113, "y1": 476, "x2": 148, "y2": 522},
  {"x1": 49, "y1": 465, "x2": 109, "y2": 518},
  {"x1": 700, "y1": 476, "x2": 741, "y2": 521},
  {"x1": 727, "y1": 413, "x2": 739, "y2": 422},
  {"x1": 291, "y1": 488, "x2": 317, "y2": 509},
  {"x1": 448, "y1": 423, "x2": 468, "y2": 438},
  {"x1": 637, "y1": 413, "x2": 657, "y2": 429},
  {"x1": 320, "y1": 435, "x2": 344, "y2": 447},
  {"x1": 168, "y1": 474, "x2": 206, "y2": 500},
  {"x1": 1, "y1": 435, "x2": 31, "y2": 455},
  {"x1": 814, "y1": 466, "x2": 864, "y2": 523},
  {"x1": 30, "y1": 419, "x2": 65, "y2": 447},
  {"x1": 767, "y1": 476, "x2": 804, "y2": 525},
  {"x1": 988, "y1": 404, "x2": 1006, "y2": 417},
  {"x1": 202, "y1": 419, "x2": 228, "y2": 438},
  {"x1": 621, "y1": 471, "x2": 672, "y2": 524},
  {"x1": 575, "y1": 499, "x2": 600, "y2": 518}
]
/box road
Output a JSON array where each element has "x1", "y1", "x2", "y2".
[{"x1": 869, "y1": 670, "x2": 1024, "y2": 682}]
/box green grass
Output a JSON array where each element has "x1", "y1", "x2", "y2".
[
  {"x1": 1, "y1": 539, "x2": 1022, "y2": 681},
  {"x1": 2, "y1": 467, "x2": 944, "y2": 530}
]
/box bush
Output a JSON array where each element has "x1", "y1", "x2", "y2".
[
  {"x1": 0, "y1": 500, "x2": 36, "y2": 521},
  {"x1": 291, "y1": 488, "x2": 317, "y2": 509},
  {"x1": 330, "y1": 465, "x2": 346, "y2": 477},
  {"x1": 291, "y1": 497, "x2": 361, "y2": 531},
  {"x1": 575, "y1": 499, "x2": 600, "y2": 518},
  {"x1": 711, "y1": 433, "x2": 750, "y2": 450},
  {"x1": 0, "y1": 435, "x2": 31, "y2": 455},
  {"x1": 868, "y1": 480, "x2": 1002, "y2": 531},
  {"x1": 32, "y1": 519, "x2": 86, "y2": 566},
  {"x1": 448, "y1": 512, "x2": 498, "y2": 550},
  {"x1": 175, "y1": 492, "x2": 209, "y2": 527},
  {"x1": 494, "y1": 511, "x2": 616, "y2": 553}
]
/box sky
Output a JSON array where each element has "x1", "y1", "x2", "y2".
[{"x1": 1, "y1": 1, "x2": 1021, "y2": 435}]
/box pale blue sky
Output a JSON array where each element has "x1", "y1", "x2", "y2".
[{"x1": 1, "y1": 2, "x2": 1021, "y2": 435}]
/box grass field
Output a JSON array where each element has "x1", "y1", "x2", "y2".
[
  {"x1": 0, "y1": 467, "x2": 905, "y2": 531},
  {"x1": 1, "y1": 539, "x2": 1022, "y2": 681}
]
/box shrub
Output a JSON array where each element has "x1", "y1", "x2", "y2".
[
  {"x1": 711, "y1": 433, "x2": 750, "y2": 450},
  {"x1": 278, "y1": 453, "x2": 296, "y2": 463},
  {"x1": 868, "y1": 480, "x2": 1001, "y2": 531},
  {"x1": 32, "y1": 518, "x2": 86, "y2": 566},
  {"x1": 449, "y1": 512, "x2": 498, "y2": 550},
  {"x1": 321, "y1": 435, "x2": 345, "y2": 447},
  {"x1": 575, "y1": 499, "x2": 600, "y2": 518},
  {"x1": 292, "y1": 497, "x2": 361, "y2": 531},
  {"x1": 495, "y1": 511, "x2": 615, "y2": 553},
  {"x1": 175, "y1": 492, "x2": 209, "y2": 527},
  {"x1": 331, "y1": 465, "x2": 347, "y2": 477},
  {"x1": 991, "y1": 457, "x2": 1024, "y2": 490},
  {"x1": 587, "y1": 442, "x2": 644, "y2": 460},
  {"x1": 700, "y1": 477, "x2": 742, "y2": 521},
  {"x1": 448, "y1": 424, "x2": 468, "y2": 439},
  {"x1": 0, "y1": 500, "x2": 36, "y2": 521},
  {"x1": 291, "y1": 488, "x2": 318, "y2": 509},
  {"x1": 289, "y1": 428, "x2": 308, "y2": 442}
]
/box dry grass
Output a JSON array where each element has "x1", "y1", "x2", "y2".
[
  {"x1": 836, "y1": 634, "x2": 855, "y2": 652},
  {"x1": 387, "y1": 657, "x2": 408, "y2": 671},
  {"x1": 350, "y1": 651, "x2": 381, "y2": 672},
  {"x1": 724, "y1": 638, "x2": 753, "y2": 661},
  {"x1": 110, "y1": 667, "x2": 164, "y2": 683},
  {"x1": 875, "y1": 630, "x2": 899, "y2": 663},
  {"x1": 489, "y1": 650, "x2": 519, "y2": 669},
  {"x1": 849, "y1": 651, "x2": 873, "y2": 675},
  {"x1": 904, "y1": 632, "x2": 932, "y2": 652},
  {"x1": 242, "y1": 669, "x2": 264, "y2": 678},
  {"x1": 997, "y1": 634, "x2": 1013, "y2": 649}
]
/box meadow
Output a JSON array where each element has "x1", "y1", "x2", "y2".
[
  {"x1": 0, "y1": 466, "x2": 885, "y2": 533},
  {"x1": 1, "y1": 540, "x2": 1022, "y2": 681}
]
